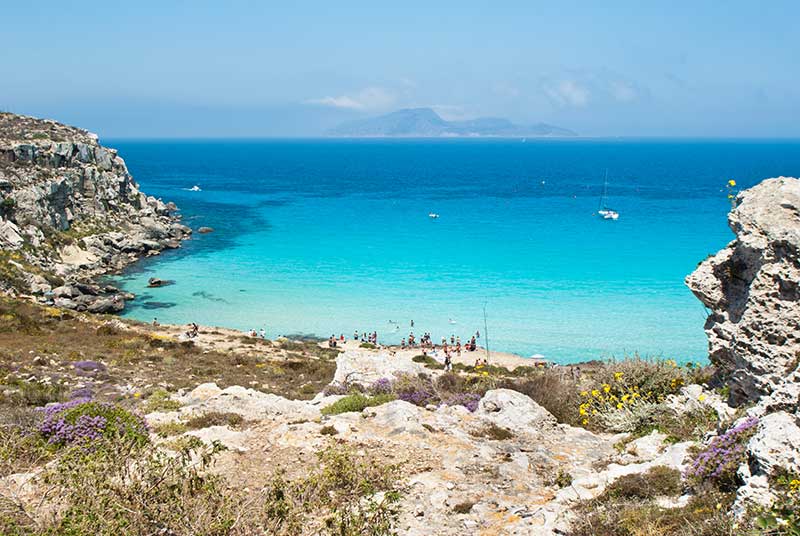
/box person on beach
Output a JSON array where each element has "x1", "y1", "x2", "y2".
[
  {"x1": 152, "y1": 318, "x2": 159, "y2": 326},
  {"x1": 444, "y1": 352, "x2": 452, "y2": 372},
  {"x1": 259, "y1": 328, "x2": 266, "y2": 339},
  {"x1": 401, "y1": 338, "x2": 406, "y2": 349},
  {"x1": 354, "y1": 330, "x2": 358, "y2": 341}
]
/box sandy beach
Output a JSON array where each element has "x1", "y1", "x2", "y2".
[{"x1": 137, "y1": 319, "x2": 543, "y2": 370}]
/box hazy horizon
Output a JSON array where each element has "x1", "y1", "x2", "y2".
[{"x1": 3, "y1": 1, "x2": 799, "y2": 138}]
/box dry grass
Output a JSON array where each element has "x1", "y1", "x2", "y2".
[{"x1": 0, "y1": 298, "x2": 336, "y2": 418}]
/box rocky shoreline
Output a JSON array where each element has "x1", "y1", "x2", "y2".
[{"x1": 0, "y1": 112, "x2": 191, "y2": 312}]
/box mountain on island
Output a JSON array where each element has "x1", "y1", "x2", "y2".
[{"x1": 327, "y1": 108, "x2": 577, "y2": 138}]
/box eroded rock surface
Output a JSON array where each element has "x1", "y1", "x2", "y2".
[{"x1": 687, "y1": 177, "x2": 800, "y2": 405}]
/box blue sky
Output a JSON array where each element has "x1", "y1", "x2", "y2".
[{"x1": 2, "y1": 1, "x2": 798, "y2": 137}]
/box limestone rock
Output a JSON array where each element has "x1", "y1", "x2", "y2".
[
  {"x1": 0, "y1": 112, "x2": 190, "y2": 301},
  {"x1": 183, "y1": 385, "x2": 319, "y2": 421},
  {"x1": 331, "y1": 349, "x2": 425, "y2": 386},
  {"x1": 686, "y1": 177, "x2": 800, "y2": 405},
  {"x1": 476, "y1": 389, "x2": 558, "y2": 431}
]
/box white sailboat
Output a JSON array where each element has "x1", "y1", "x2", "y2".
[{"x1": 598, "y1": 170, "x2": 619, "y2": 220}]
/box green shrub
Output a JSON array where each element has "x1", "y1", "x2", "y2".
[
  {"x1": 469, "y1": 423, "x2": 513, "y2": 440},
  {"x1": 321, "y1": 393, "x2": 396, "y2": 416},
  {"x1": 38, "y1": 400, "x2": 150, "y2": 449},
  {"x1": 359, "y1": 342, "x2": 377, "y2": 349},
  {"x1": 141, "y1": 388, "x2": 182, "y2": 413},
  {"x1": 601, "y1": 466, "x2": 682, "y2": 501},
  {"x1": 13, "y1": 381, "x2": 65, "y2": 407},
  {"x1": 185, "y1": 411, "x2": 244, "y2": 429}
]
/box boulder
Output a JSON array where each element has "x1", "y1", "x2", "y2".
[
  {"x1": 476, "y1": 389, "x2": 557, "y2": 431},
  {"x1": 183, "y1": 385, "x2": 319, "y2": 421},
  {"x1": 746, "y1": 412, "x2": 800, "y2": 477},
  {"x1": 197, "y1": 226, "x2": 214, "y2": 234},
  {"x1": 686, "y1": 177, "x2": 800, "y2": 405},
  {"x1": 363, "y1": 400, "x2": 429, "y2": 436},
  {"x1": 332, "y1": 349, "x2": 425, "y2": 386},
  {"x1": 0, "y1": 220, "x2": 24, "y2": 249},
  {"x1": 86, "y1": 295, "x2": 125, "y2": 314}
]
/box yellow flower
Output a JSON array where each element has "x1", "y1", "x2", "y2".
[
  {"x1": 621, "y1": 394, "x2": 630, "y2": 402},
  {"x1": 616, "y1": 403, "x2": 624, "y2": 409},
  {"x1": 579, "y1": 407, "x2": 587, "y2": 416},
  {"x1": 591, "y1": 389, "x2": 600, "y2": 397},
  {"x1": 698, "y1": 394, "x2": 707, "y2": 402},
  {"x1": 613, "y1": 372, "x2": 623, "y2": 381},
  {"x1": 602, "y1": 384, "x2": 611, "y2": 393},
  {"x1": 133, "y1": 392, "x2": 141, "y2": 398},
  {"x1": 580, "y1": 391, "x2": 589, "y2": 397},
  {"x1": 581, "y1": 418, "x2": 588, "y2": 425},
  {"x1": 482, "y1": 371, "x2": 489, "y2": 377},
  {"x1": 728, "y1": 179, "x2": 736, "y2": 187}
]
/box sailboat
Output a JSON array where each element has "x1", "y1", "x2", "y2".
[{"x1": 598, "y1": 170, "x2": 619, "y2": 220}]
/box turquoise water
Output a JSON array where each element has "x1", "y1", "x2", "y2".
[{"x1": 109, "y1": 139, "x2": 800, "y2": 364}]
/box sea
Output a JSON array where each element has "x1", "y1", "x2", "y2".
[{"x1": 107, "y1": 138, "x2": 800, "y2": 365}]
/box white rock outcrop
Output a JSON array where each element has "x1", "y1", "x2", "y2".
[{"x1": 687, "y1": 177, "x2": 800, "y2": 405}]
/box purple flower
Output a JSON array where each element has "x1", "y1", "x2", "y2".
[
  {"x1": 72, "y1": 361, "x2": 107, "y2": 373},
  {"x1": 368, "y1": 378, "x2": 393, "y2": 395},
  {"x1": 442, "y1": 392, "x2": 482, "y2": 413},
  {"x1": 687, "y1": 417, "x2": 759, "y2": 485},
  {"x1": 397, "y1": 389, "x2": 436, "y2": 407},
  {"x1": 36, "y1": 399, "x2": 148, "y2": 448}
]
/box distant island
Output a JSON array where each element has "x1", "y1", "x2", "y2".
[{"x1": 327, "y1": 107, "x2": 577, "y2": 138}]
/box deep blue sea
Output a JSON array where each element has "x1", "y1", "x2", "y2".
[{"x1": 107, "y1": 138, "x2": 800, "y2": 364}]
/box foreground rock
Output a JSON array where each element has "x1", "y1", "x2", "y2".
[
  {"x1": 0, "y1": 112, "x2": 190, "y2": 309},
  {"x1": 687, "y1": 177, "x2": 800, "y2": 405},
  {"x1": 687, "y1": 177, "x2": 800, "y2": 515}
]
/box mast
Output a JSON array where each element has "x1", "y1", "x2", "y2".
[
  {"x1": 599, "y1": 168, "x2": 609, "y2": 210},
  {"x1": 483, "y1": 302, "x2": 490, "y2": 363}
]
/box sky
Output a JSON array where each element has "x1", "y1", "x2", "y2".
[{"x1": 2, "y1": 1, "x2": 798, "y2": 137}]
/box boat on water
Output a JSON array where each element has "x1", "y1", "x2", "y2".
[
  {"x1": 597, "y1": 171, "x2": 619, "y2": 220},
  {"x1": 428, "y1": 212, "x2": 440, "y2": 219},
  {"x1": 189, "y1": 185, "x2": 202, "y2": 192}
]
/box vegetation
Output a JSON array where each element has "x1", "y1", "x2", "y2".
[
  {"x1": 469, "y1": 423, "x2": 514, "y2": 440},
  {"x1": 0, "y1": 298, "x2": 336, "y2": 408},
  {"x1": 320, "y1": 393, "x2": 396, "y2": 415}
]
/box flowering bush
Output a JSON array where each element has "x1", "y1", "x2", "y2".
[
  {"x1": 755, "y1": 472, "x2": 800, "y2": 535},
  {"x1": 686, "y1": 417, "x2": 759, "y2": 490},
  {"x1": 368, "y1": 378, "x2": 393, "y2": 395},
  {"x1": 37, "y1": 399, "x2": 149, "y2": 448},
  {"x1": 579, "y1": 359, "x2": 690, "y2": 432},
  {"x1": 441, "y1": 392, "x2": 481, "y2": 413}
]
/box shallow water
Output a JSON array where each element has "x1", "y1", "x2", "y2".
[{"x1": 109, "y1": 138, "x2": 800, "y2": 364}]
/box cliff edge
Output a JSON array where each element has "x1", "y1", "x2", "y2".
[{"x1": 0, "y1": 112, "x2": 190, "y2": 311}]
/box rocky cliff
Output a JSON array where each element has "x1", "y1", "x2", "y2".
[
  {"x1": 686, "y1": 176, "x2": 800, "y2": 405},
  {"x1": 0, "y1": 112, "x2": 190, "y2": 311},
  {"x1": 687, "y1": 177, "x2": 800, "y2": 514}
]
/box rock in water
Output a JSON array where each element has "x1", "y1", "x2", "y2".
[
  {"x1": 686, "y1": 177, "x2": 800, "y2": 405},
  {"x1": 197, "y1": 226, "x2": 214, "y2": 234}
]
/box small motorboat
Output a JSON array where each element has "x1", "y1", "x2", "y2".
[
  {"x1": 189, "y1": 185, "x2": 202, "y2": 192},
  {"x1": 428, "y1": 212, "x2": 440, "y2": 219}
]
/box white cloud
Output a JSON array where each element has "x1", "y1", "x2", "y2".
[
  {"x1": 610, "y1": 81, "x2": 638, "y2": 102},
  {"x1": 307, "y1": 87, "x2": 395, "y2": 111},
  {"x1": 543, "y1": 80, "x2": 590, "y2": 107}
]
